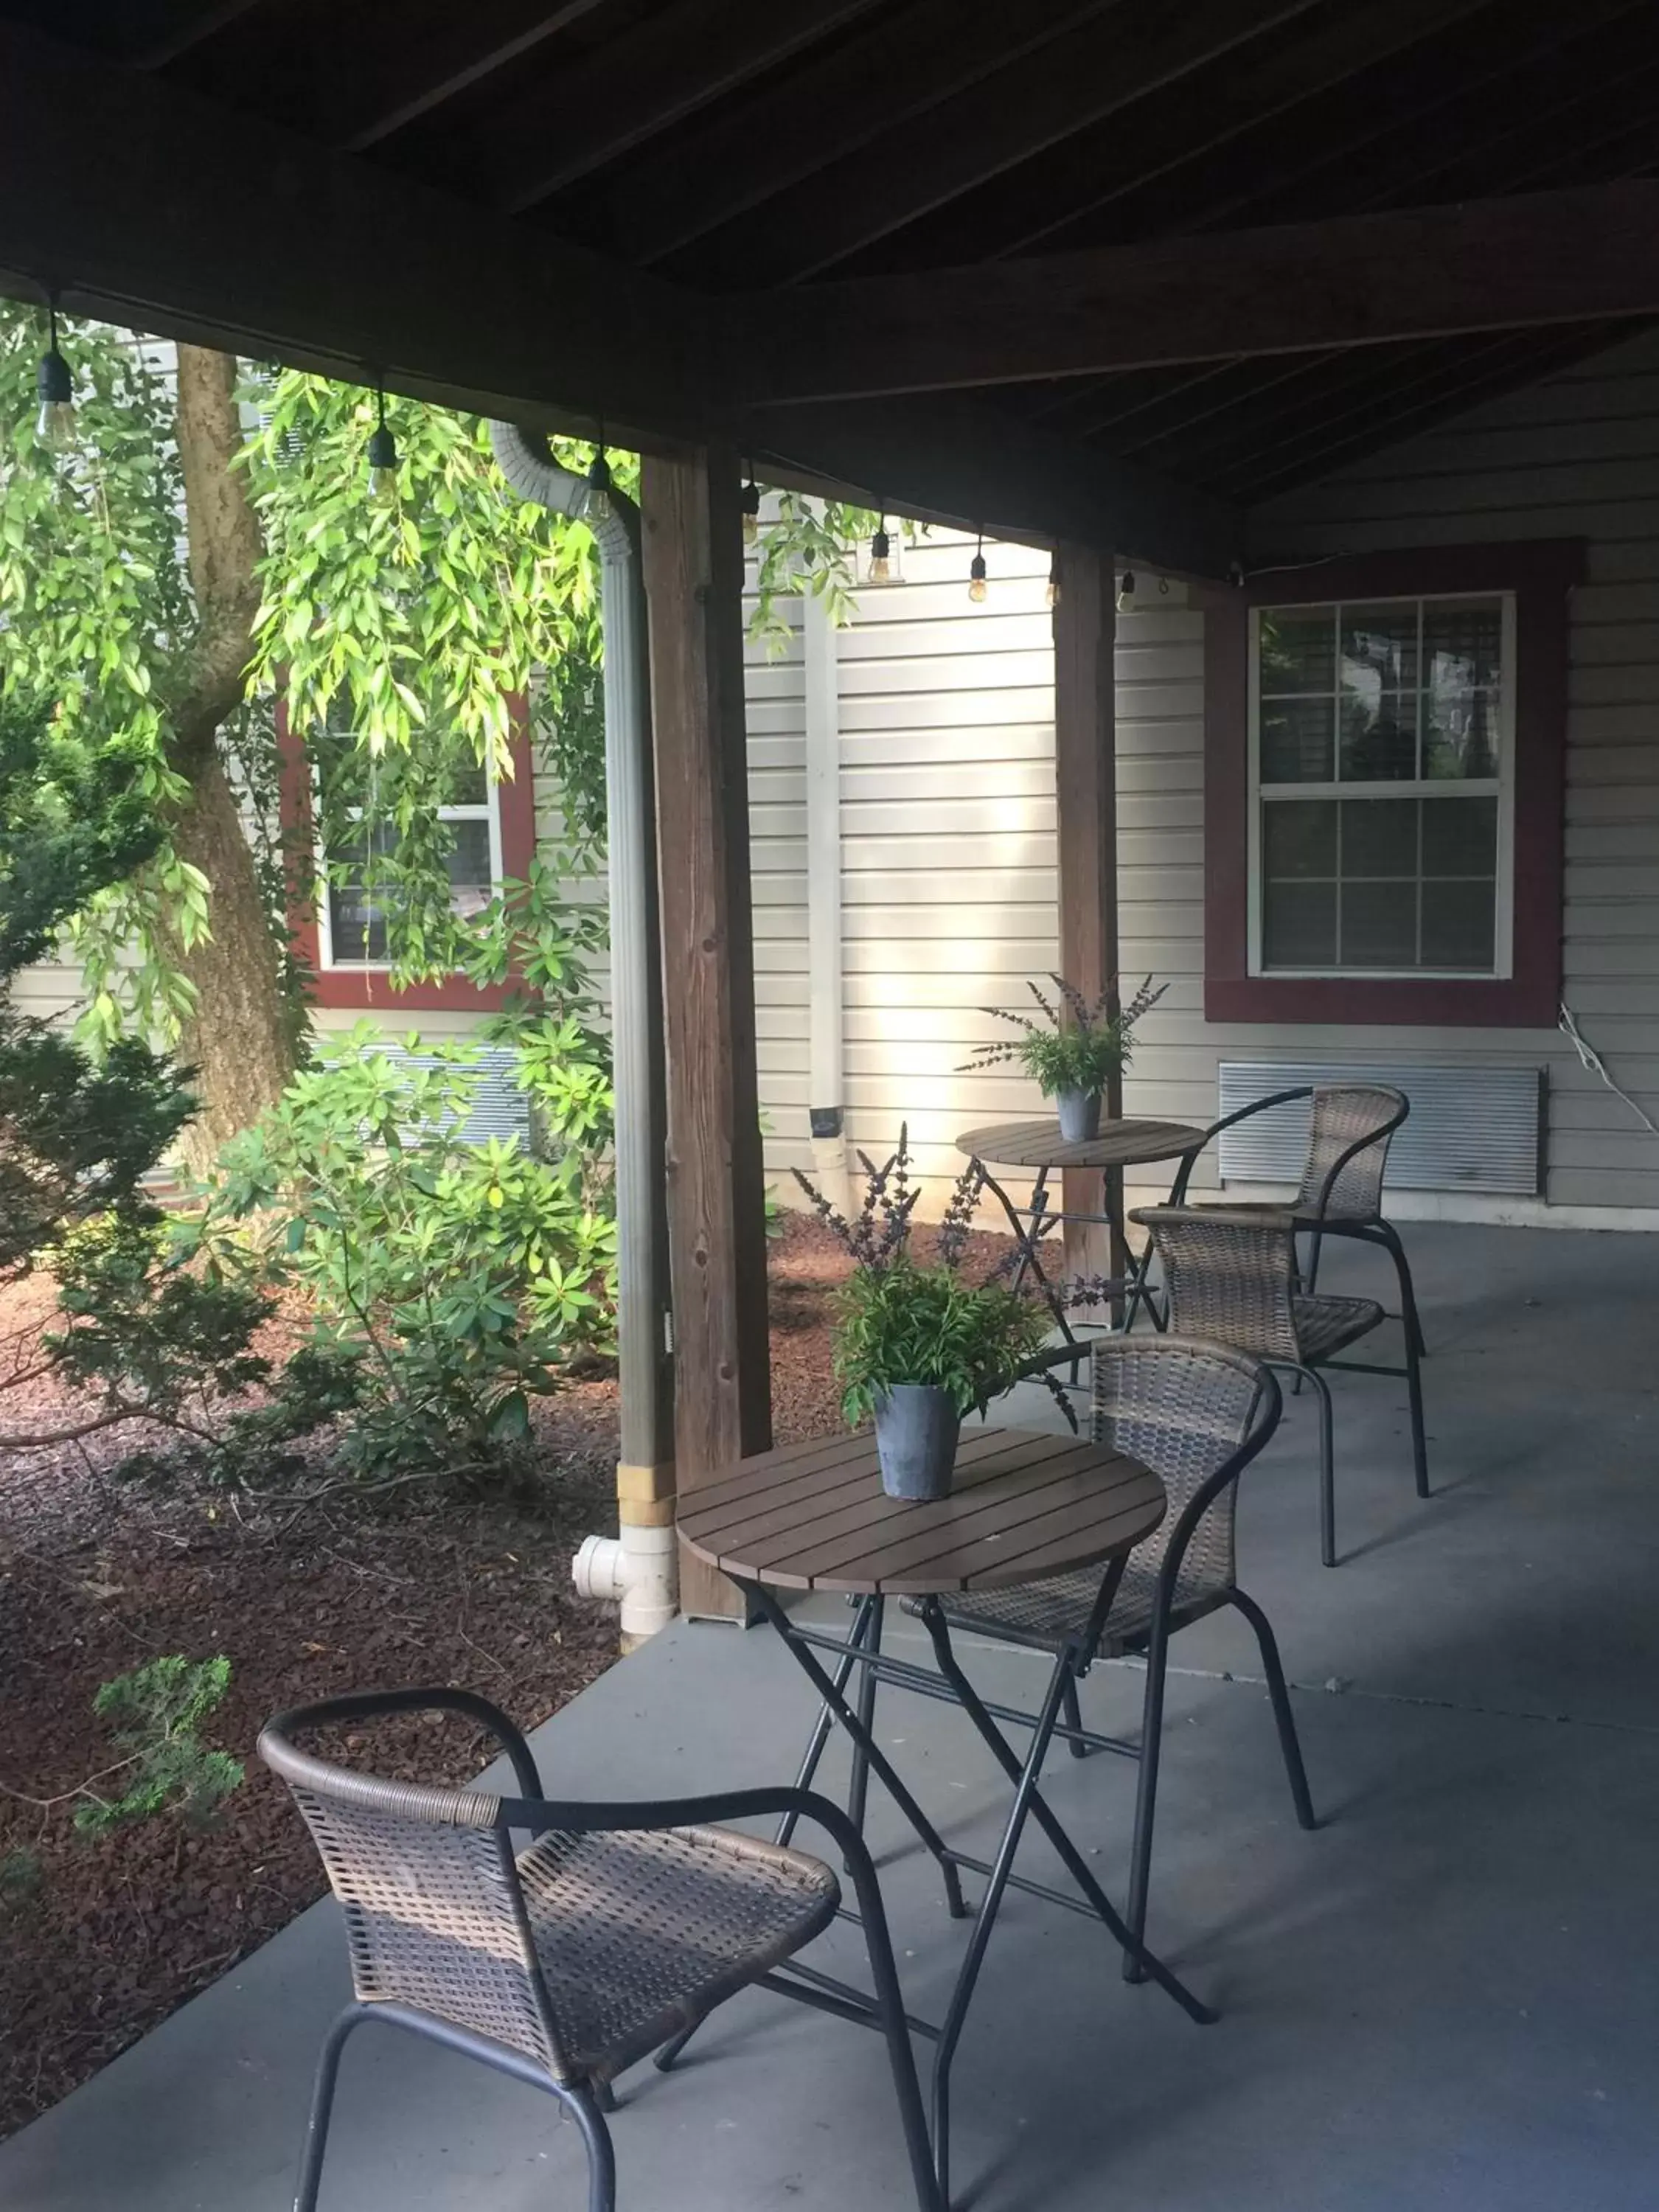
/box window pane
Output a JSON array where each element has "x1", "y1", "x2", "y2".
[
  {"x1": 1262, "y1": 799, "x2": 1336, "y2": 878},
  {"x1": 1340, "y1": 687, "x2": 1417, "y2": 780},
  {"x1": 1263, "y1": 880, "x2": 1337, "y2": 968},
  {"x1": 1423, "y1": 599, "x2": 1501, "y2": 779},
  {"x1": 1341, "y1": 798, "x2": 1417, "y2": 879},
  {"x1": 445, "y1": 818, "x2": 495, "y2": 919},
  {"x1": 1261, "y1": 696, "x2": 1335, "y2": 782},
  {"x1": 448, "y1": 763, "x2": 490, "y2": 807},
  {"x1": 1422, "y1": 796, "x2": 1498, "y2": 877},
  {"x1": 1259, "y1": 606, "x2": 1334, "y2": 692},
  {"x1": 1340, "y1": 881, "x2": 1416, "y2": 967},
  {"x1": 1425, "y1": 687, "x2": 1500, "y2": 780},
  {"x1": 326, "y1": 823, "x2": 392, "y2": 963},
  {"x1": 1342, "y1": 604, "x2": 1418, "y2": 692},
  {"x1": 1422, "y1": 881, "x2": 1496, "y2": 970}
]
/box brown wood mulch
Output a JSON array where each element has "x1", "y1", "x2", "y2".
[{"x1": 0, "y1": 1211, "x2": 1007, "y2": 2141}]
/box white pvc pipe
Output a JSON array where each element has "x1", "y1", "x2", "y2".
[{"x1": 490, "y1": 423, "x2": 676, "y2": 1641}]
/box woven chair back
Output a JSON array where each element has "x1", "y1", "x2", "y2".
[
  {"x1": 259, "y1": 1722, "x2": 568, "y2": 2079},
  {"x1": 1298, "y1": 1084, "x2": 1406, "y2": 1218},
  {"x1": 1091, "y1": 1335, "x2": 1269, "y2": 1602},
  {"x1": 1139, "y1": 1208, "x2": 1302, "y2": 1365}
]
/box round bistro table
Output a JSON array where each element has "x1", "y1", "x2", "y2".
[
  {"x1": 678, "y1": 1423, "x2": 1214, "y2": 2201},
  {"x1": 956, "y1": 1115, "x2": 1208, "y2": 1341}
]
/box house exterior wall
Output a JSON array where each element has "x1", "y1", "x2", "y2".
[{"x1": 1121, "y1": 325, "x2": 1659, "y2": 1225}]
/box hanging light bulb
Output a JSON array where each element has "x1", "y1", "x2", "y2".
[
  {"x1": 740, "y1": 475, "x2": 762, "y2": 548},
  {"x1": 869, "y1": 514, "x2": 892, "y2": 585},
  {"x1": 35, "y1": 302, "x2": 76, "y2": 452},
  {"x1": 366, "y1": 386, "x2": 398, "y2": 507},
  {"x1": 585, "y1": 445, "x2": 614, "y2": 525},
  {"x1": 1116, "y1": 568, "x2": 1137, "y2": 614},
  {"x1": 968, "y1": 532, "x2": 988, "y2": 605},
  {"x1": 1046, "y1": 558, "x2": 1061, "y2": 610}
]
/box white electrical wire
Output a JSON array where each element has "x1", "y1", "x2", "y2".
[{"x1": 1559, "y1": 1000, "x2": 1659, "y2": 1138}]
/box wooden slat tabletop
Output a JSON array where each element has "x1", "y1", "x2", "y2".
[
  {"x1": 678, "y1": 1427, "x2": 1166, "y2": 1596},
  {"x1": 956, "y1": 1116, "x2": 1208, "y2": 1172}
]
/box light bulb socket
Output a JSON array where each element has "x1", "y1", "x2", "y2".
[
  {"x1": 366, "y1": 422, "x2": 397, "y2": 473},
  {"x1": 1116, "y1": 568, "x2": 1137, "y2": 612},
  {"x1": 872, "y1": 526, "x2": 891, "y2": 563},
  {"x1": 38, "y1": 348, "x2": 72, "y2": 407},
  {"x1": 740, "y1": 478, "x2": 762, "y2": 518},
  {"x1": 587, "y1": 450, "x2": 613, "y2": 497},
  {"x1": 970, "y1": 552, "x2": 987, "y2": 584}
]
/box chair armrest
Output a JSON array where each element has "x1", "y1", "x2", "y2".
[
  {"x1": 263, "y1": 1686, "x2": 542, "y2": 1801},
  {"x1": 1165, "y1": 1087, "x2": 1311, "y2": 1203},
  {"x1": 1132, "y1": 1202, "x2": 1304, "y2": 1235}
]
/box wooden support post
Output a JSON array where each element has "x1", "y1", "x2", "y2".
[
  {"x1": 641, "y1": 445, "x2": 773, "y2": 1621},
  {"x1": 1053, "y1": 546, "x2": 1124, "y2": 1292}
]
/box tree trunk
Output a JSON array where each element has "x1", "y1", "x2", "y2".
[
  {"x1": 168, "y1": 751, "x2": 298, "y2": 1173},
  {"x1": 164, "y1": 345, "x2": 298, "y2": 1169}
]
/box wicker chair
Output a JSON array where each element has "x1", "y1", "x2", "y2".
[
  {"x1": 260, "y1": 1688, "x2": 941, "y2": 2212},
  {"x1": 1133, "y1": 1204, "x2": 1429, "y2": 1568},
  {"x1": 905, "y1": 1338, "x2": 1313, "y2": 1980},
  {"x1": 1127, "y1": 1083, "x2": 1425, "y2": 1361}
]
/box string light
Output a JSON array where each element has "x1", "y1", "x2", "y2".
[
  {"x1": 1116, "y1": 568, "x2": 1137, "y2": 614},
  {"x1": 366, "y1": 386, "x2": 398, "y2": 506},
  {"x1": 1046, "y1": 557, "x2": 1061, "y2": 610},
  {"x1": 585, "y1": 443, "x2": 614, "y2": 525},
  {"x1": 35, "y1": 301, "x2": 76, "y2": 452},
  {"x1": 740, "y1": 474, "x2": 762, "y2": 547},
  {"x1": 967, "y1": 532, "x2": 988, "y2": 605},
  {"x1": 868, "y1": 512, "x2": 892, "y2": 585}
]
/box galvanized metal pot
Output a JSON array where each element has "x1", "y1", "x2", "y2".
[
  {"x1": 1055, "y1": 1088, "x2": 1103, "y2": 1143},
  {"x1": 872, "y1": 1384, "x2": 961, "y2": 1500}
]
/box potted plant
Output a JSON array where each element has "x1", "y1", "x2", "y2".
[
  {"x1": 961, "y1": 973, "x2": 1167, "y2": 1142},
  {"x1": 794, "y1": 1132, "x2": 1054, "y2": 1500}
]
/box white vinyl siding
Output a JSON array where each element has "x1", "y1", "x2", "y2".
[{"x1": 1119, "y1": 324, "x2": 1659, "y2": 1219}]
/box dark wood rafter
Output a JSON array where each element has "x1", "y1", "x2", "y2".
[
  {"x1": 0, "y1": 18, "x2": 709, "y2": 444},
  {"x1": 1237, "y1": 327, "x2": 1635, "y2": 505},
  {"x1": 1051, "y1": 546, "x2": 1122, "y2": 1282},
  {"x1": 730, "y1": 181, "x2": 1659, "y2": 404},
  {"x1": 742, "y1": 393, "x2": 1243, "y2": 582},
  {"x1": 574, "y1": 0, "x2": 1116, "y2": 269},
  {"x1": 720, "y1": 0, "x2": 1326, "y2": 285},
  {"x1": 340, "y1": 1, "x2": 614, "y2": 151},
  {"x1": 640, "y1": 446, "x2": 772, "y2": 1624},
  {"x1": 874, "y1": 0, "x2": 1503, "y2": 271},
  {"x1": 456, "y1": 0, "x2": 888, "y2": 213}
]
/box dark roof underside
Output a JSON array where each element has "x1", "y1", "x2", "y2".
[{"x1": 5, "y1": 0, "x2": 1657, "y2": 506}]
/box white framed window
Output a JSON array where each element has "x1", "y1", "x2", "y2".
[
  {"x1": 1247, "y1": 592, "x2": 1515, "y2": 979},
  {"x1": 316, "y1": 760, "x2": 504, "y2": 971}
]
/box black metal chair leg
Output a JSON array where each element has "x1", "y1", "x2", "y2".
[
  {"x1": 294, "y1": 2003, "x2": 367, "y2": 2212},
  {"x1": 847, "y1": 1598, "x2": 883, "y2": 1840},
  {"x1": 1374, "y1": 1220, "x2": 1427, "y2": 1359},
  {"x1": 560, "y1": 2082, "x2": 618, "y2": 2212},
  {"x1": 1121, "y1": 1609, "x2": 1171, "y2": 1985},
  {"x1": 1295, "y1": 1364, "x2": 1338, "y2": 1568},
  {"x1": 1060, "y1": 1671, "x2": 1090, "y2": 1760},
  {"x1": 1304, "y1": 1226, "x2": 1324, "y2": 1297},
  {"x1": 1228, "y1": 1588, "x2": 1316, "y2": 1832},
  {"x1": 1405, "y1": 1329, "x2": 1430, "y2": 1500}
]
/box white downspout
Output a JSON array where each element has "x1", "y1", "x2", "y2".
[
  {"x1": 490, "y1": 423, "x2": 676, "y2": 1646},
  {"x1": 803, "y1": 578, "x2": 850, "y2": 1210}
]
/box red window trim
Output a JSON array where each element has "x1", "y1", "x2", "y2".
[
  {"x1": 277, "y1": 698, "x2": 538, "y2": 1013},
  {"x1": 1196, "y1": 540, "x2": 1585, "y2": 1029}
]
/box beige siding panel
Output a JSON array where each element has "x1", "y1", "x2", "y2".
[{"x1": 1151, "y1": 323, "x2": 1659, "y2": 1211}]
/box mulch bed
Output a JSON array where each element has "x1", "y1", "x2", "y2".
[{"x1": 0, "y1": 1210, "x2": 1007, "y2": 2140}]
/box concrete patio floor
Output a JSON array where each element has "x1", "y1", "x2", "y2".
[{"x1": 5, "y1": 1221, "x2": 1659, "y2": 2211}]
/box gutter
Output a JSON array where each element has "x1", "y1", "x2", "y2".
[{"x1": 489, "y1": 423, "x2": 676, "y2": 1646}]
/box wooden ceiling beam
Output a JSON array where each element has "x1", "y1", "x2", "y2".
[
  {"x1": 339, "y1": 1, "x2": 613, "y2": 152},
  {"x1": 574, "y1": 0, "x2": 1114, "y2": 269},
  {"x1": 725, "y1": 0, "x2": 1325, "y2": 285},
  {"x1": 466, "y1": 0, "x2": 886, "y2": 213},
  {"x1": 732, "y1": 181, "x2": 1659, "y2": 403},
  {"x1": 880, "y1": 0, "x2": 1500, "y2": 272},
  {"x1": 0, "y1": 16, "x2": 710, "y2": 445},
  {"x1": 741, "y1": 393, "x2": 1242, "y2": 580}
]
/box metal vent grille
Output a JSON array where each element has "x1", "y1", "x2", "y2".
[
  {"x1": 1217, "y1": 1062, "x2": 1545, "y2": 1196},
  {"x1": 377, "y1": 1045, "x2": 532, "y2": 1147}
]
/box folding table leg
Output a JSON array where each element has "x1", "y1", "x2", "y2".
[
  {"x1": 775, "y1": 1595, "x2": 879, "y2": 1850},
  {"x1": 917, "y1": 1601, "x2": 1215, "y2": 2026},
  {"x1": 753, "y1": 1586, "x2": 968, "y2": 1921}
]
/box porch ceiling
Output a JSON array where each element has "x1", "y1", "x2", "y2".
[{"x1": 2, "y1": 1, "x2": 1658, "y2": 565}]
